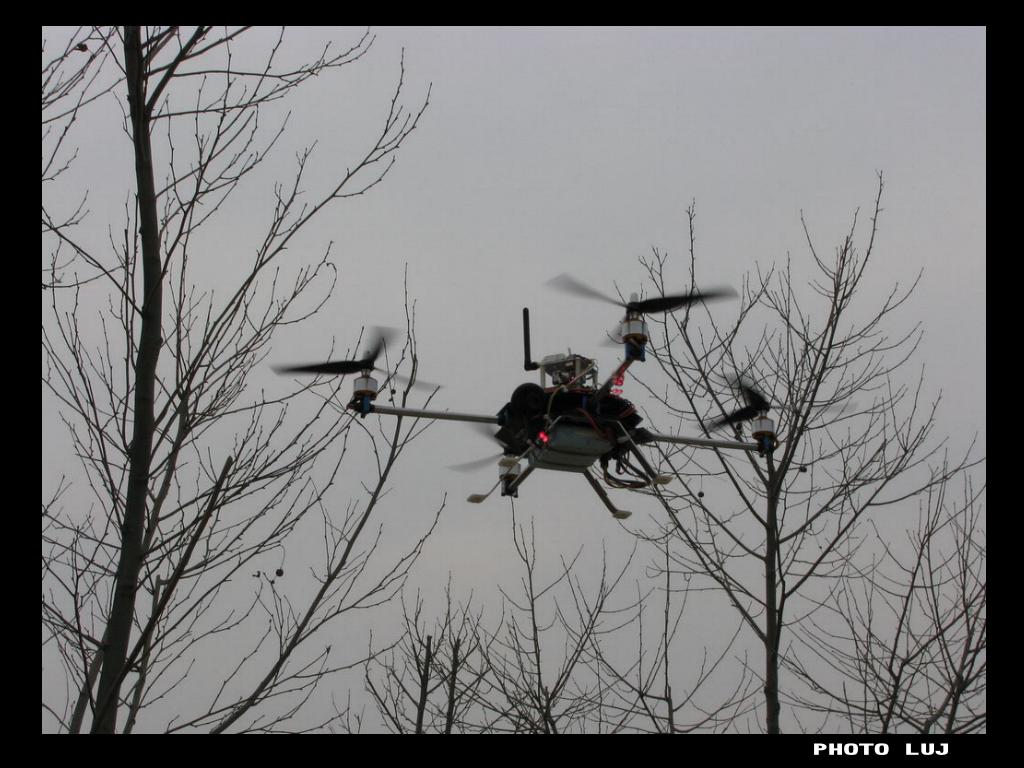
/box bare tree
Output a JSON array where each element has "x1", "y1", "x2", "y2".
[
  {"x1": 584, "y1": 542, "x2": 761, "y2": 733},
  {"x1": 436, "y1": 508, "x2": 637, "y2": 733},
  {"x1": 787, "y1": 467, "x2": 985, "y2": 733},
  {"x1": 626, "y1": 174, "x2": 981, "y2": 732},
  {"x1": 42, "y1": 26, "x2": 435, "y2": 733},
  {"x1": 365, "y1": 518, "x2": 761, "y2": 734},
  {"x1": 362, "y1": 582, "x2": 487, "y2": 733}
]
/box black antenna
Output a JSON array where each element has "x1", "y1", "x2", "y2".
[{"x1": 522, "y1": 308, "x2": 539, "y2": 370}]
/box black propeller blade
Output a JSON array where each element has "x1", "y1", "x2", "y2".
[
  {"x1": 547, "y1": 273, "x2": 735, "y2": 315},
  {"x1": 274, "y1": 329, "x2": 440, "y2": 392},
  {"x1": 275, "y1": 328, "x2": 396, "y2": 377},
  {"x1": 709, "y1": 375, "x2": 772, "y2": 430},
  {"x1": 629, "y1": 289, "x2": 736, "y2": 314}
]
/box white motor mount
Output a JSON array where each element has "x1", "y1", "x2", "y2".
[{"x1": 499, "y1": 456, "x2": 522, "y2": 498}]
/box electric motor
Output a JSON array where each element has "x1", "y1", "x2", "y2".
[
  {"x1": 751, "y1": 416, "x2": 777, "y2": 453},
  {"x1": 353, "y1": 374, "x2": 378, "y2": 400},
  {"x1": 619, "y1": 318, "x2": 649, "y2": 345}
]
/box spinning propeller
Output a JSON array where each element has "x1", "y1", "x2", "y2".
[
  {"x1": 707, "y1": 374, "x2": 854, "y2": 430},
  {"x1": 448, "y1": 453, "x2": 506, "y2": 472},
  {"x1": 274, "y1": 328, "x2": 395, "y2": 376},
  {"x1": 709, "y1": 375, "x2": 772, "y2": 430},
  {"x1": 275, "y1": 328, "x2": 436, "y2": 389},
  {"x1": 448, "y1": 423, "x2": 509, "y2": 473},
  {"x1": 547, "y1": 273, "x2": 736, "y2": 315}
]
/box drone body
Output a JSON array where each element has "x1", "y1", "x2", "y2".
[
  {"x1": 493, "y1": 351, "x2": 638, "y2": 469},
  {"x1": 276, "y1": 275, "x2": 778, "y2": 519},
  {"x1": 492, "y1": 372, "x2": 640, "y2": 495}
]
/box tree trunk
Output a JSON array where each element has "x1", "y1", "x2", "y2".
[
  {"x1": 415, "y1": 635, "x2": 433, "y2": 733},
  {"x1": 92, "y1": 25, "x2": 163, "y2": 733},
  {"x1": 764, "y1": 460, "x2": 782, "y2": 734},
  {"x1": 444, "y1": 639, "x2": 461, "y2": 734}
]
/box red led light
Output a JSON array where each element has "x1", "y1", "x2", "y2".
[
  {"x1": 538, "y1": 431, "x2": 550, "y2": 444},
  {"x1": 614, "y1": 375, "x2": 625, "y2": 386}
]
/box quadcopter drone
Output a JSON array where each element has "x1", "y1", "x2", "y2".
[{"x1": 276, "y1": 274, "x2": 779, "y2": 520}]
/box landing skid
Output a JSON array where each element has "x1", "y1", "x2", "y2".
[{"x1": 582, "y1": 468, "x2": 631, "y2": 519}]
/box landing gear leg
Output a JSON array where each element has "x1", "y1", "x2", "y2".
[
  {"x1": 583, "y1": 469, "x2": 631, "y2": 520},
  {"x1": 625, "y1": 443, "x2": 672, "y2": 486}
]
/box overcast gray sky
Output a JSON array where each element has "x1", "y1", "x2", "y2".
[
  {"x1": 42, "y1": 26, "x2": 985, "y2": 732},
  {"x1": 269, "y1": 24, "x2": 985, "y2": 567}
]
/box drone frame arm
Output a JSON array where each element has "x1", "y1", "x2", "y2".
[
  {"x1": 354, "y1": 403, "x2": 500, "y2": 425},
  {"x1": 634, "y1": 430, "x2": 760, "y2": 452}
]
